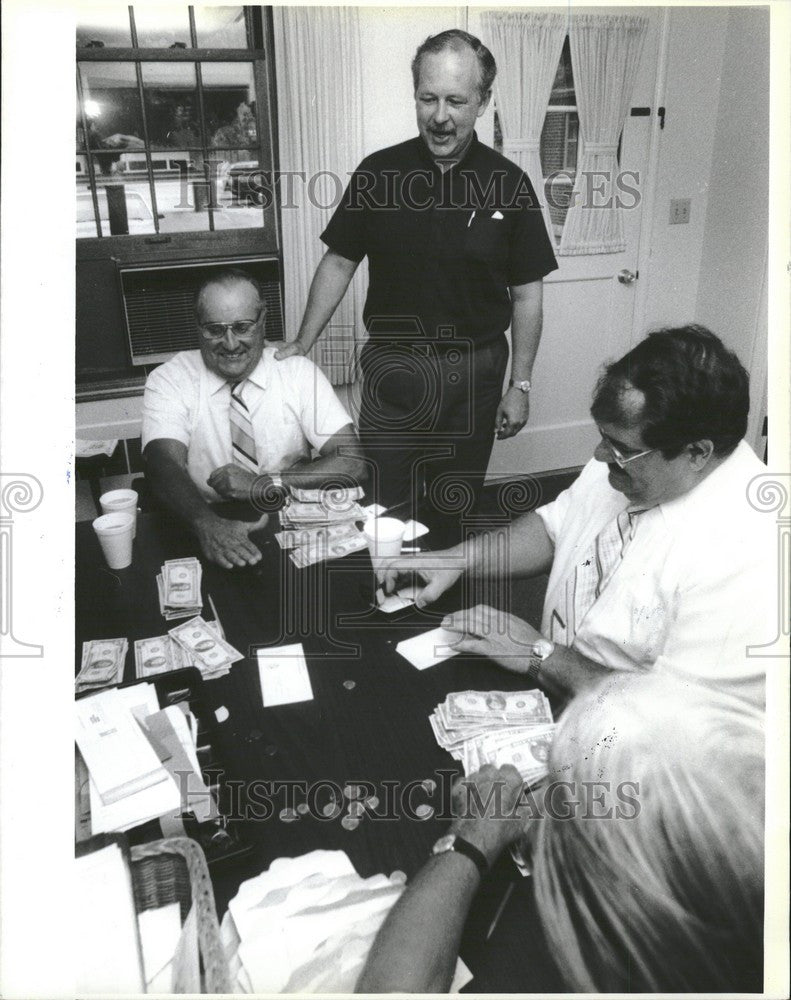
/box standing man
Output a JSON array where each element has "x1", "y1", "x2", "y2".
[{"x1": 276, "y1": 29, "x2": 557, "y2": 529}]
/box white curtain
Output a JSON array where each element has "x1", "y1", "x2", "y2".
[
  {"x1": 272, "y1": 7, "x2": 366, "y2": 384},
  {"x1": 558, "y1": 14, "x2": 648, "y2": 256},
  {"x1": 481, "y1": 11, "x2": 568, "y2": 249}
]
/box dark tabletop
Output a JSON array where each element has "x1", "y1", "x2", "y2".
[{"x1": 75, "y1": 507, "x2": 565, "y2": 991}]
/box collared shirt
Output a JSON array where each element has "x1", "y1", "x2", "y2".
[
  {"x1": 141, "y1": 346, "x2": 353, "y2": 500},
  {"x1": 535, "y1": 441, "x2": 773, "y2": 706},
  {"x1": 321, "y1": 134, "x2": 558, "y2": 346}
]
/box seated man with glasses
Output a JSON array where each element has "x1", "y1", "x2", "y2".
[
  {"x1": 383, "y1": 325, "x2": 772, "y2": 707},
  {"x1": 142, "y1": 268, "x2": 365, "y2": 568}
]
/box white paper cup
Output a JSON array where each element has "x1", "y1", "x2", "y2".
[
  {"x1": 93, "y1": 511, "x2": 135, "y2": 569},
  {"x1": 363, "y1": 517, "x2": 406, "y2": 572},
  {"x1": 100, "y1": 489, "x2": 139, "y2": 538}
]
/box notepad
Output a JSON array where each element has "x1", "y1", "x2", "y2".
[{"x1": 257, "y1": 643, "x2": 314, "y2": 706}]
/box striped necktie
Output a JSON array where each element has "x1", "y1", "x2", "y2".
[
  {"x1": 229, "y1": 380, "x2": 259, "y2": 472},
  {"x1": 570, "y1": 507, "x2": 642, "y2": 640}
]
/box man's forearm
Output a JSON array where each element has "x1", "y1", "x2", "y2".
[
  {"x1": 449, "y1": 511, "x2": 555, "y2": 580},
  {"x1": 537, "y1": 642, "x2": 614, "y2": 698},
  {"x1": 509, "y1": 281, "x2": 543, "y2": 382},
  {"x1": 294, "y1": 250, "x2": 359, "y2": 352},
  {"x1": 146, "y1": 451, "x2": 216, "y2": 529},
  {"x1": 273, "y1": 449, "x2": 367, "y2": 491},
  {"x1": 355, "y1": 854, "x2": 480, "y2": 993}
]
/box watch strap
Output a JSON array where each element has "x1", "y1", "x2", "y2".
[{"x1": 448, "y1": 836, "x2": 489, "y2": 878}]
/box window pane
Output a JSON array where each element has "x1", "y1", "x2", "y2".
[
  {"x1": 211, "y1": 152, "x2": 266, "y2": 229},
  {"x1": 77, "y1": 177, "x2": 156, "y2": 238},
  {"x1": 541, "y1": 111, "x2": 579, "y2": 173},
  {"x1": 194, "y1": 6, "x2": 248, "y2": 48},
  {"x1": 133, "y1": 5, "x2": 192, "y2": 49},
  {"x1": 141, "y1": 63, "x2": 200, "y2": 147},
  {"x1": 77, "y1": 6, "x2": 132, "y2": 48},
  {"x1": 78, "y1": 63, "x2": 145, "y2": 168},
  {"x1": 202, "y1": 63, "x2": 259, "y2": 150}
]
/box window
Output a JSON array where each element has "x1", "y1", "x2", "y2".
[{"x1": 76, "y1": 6, "x2": 277, "y2": 254}]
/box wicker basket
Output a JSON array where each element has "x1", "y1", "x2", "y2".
[{"x1": 130, "y1": 837, "x2": 231, "y2": 993}]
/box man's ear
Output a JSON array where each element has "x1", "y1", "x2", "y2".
[{"x1": 686, "y1": 439, "x2": 715, "y2": 470}]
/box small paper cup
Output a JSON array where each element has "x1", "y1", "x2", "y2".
[
  {"x1": 93, "y1": 511, "x2": 135, "y2": 569},
  {"x1": 99, "y1": 488, "x2": 139, "y2": 538},
  {"x1": 363, "y1": 517, "x2": 406, "y2": 576}
]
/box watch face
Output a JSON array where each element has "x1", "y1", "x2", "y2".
[{"x1": 432, "y1": 834, "x2": 456, "y2": 855}]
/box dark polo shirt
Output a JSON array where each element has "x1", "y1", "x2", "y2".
[{"x1": 321, "y1": 133, "x2": 558, "y2": 347}]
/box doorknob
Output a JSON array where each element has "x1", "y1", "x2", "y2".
[{"x1": 617, "y1": 268, "x2": 638, "y2": 284}]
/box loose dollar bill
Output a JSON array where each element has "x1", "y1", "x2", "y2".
[
  {"x1": 169, "y1": 615, "x2": 243, "y2": 679},
  {"x1": 288, "y1": 528, "x2": 368, "y2": 568},
  {"x1": 76, "y1": 638, "x2": 128, "y2": 693},
  {"x1": 279, "y1": 499, "x2": 367, "y2": 527},
  {"x1": 275, "y1": 522, "x2": 360, "y2": 551},
  {"x1": 288, "y1": 485, "x2": 364, "y2": 504},
  {"x1": 445, "y1": 689, "x2": 552, "y2": 725},
  {"x1": 134, "y1": 621, "x2": 224, "y2": 679}
]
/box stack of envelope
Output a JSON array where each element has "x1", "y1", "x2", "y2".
[{"x1": 221, "y1": 851, "x2": 472, "y2": 993}]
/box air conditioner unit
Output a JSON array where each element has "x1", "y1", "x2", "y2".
[{"x1": 119, "y1": 256, "x2": 284, "y2": 366}]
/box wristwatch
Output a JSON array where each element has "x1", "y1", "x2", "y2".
[
  {"x1": 509, "y1": 378, "x2": 532, "y2": 393},
  {"x1": 526, "y1": 637, "x2": 555, "y2": 685},
  {"x1": 431, "y1": 833, "x2": 488, "y2": 878}
]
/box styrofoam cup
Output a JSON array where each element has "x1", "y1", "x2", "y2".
[
  {"x1": 100, "y1": 489, "x2": 139, "y2": 538},
  {"x1": 363, "y1": 516, "x2": 406, "y2": 566},
  {"x1": 93, "y1": 511, "x2": 135, "y2": 569}
]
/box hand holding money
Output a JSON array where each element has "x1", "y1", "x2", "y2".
[
  {"x1": 449, "y1": 764, "x2": 527, "y2": 868},
  {"x1": 441, "y1": 605, "x2": 542, "y2": 672}
]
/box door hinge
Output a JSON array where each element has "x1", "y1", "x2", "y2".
[{"x1": 658, "y1": 106, "x2": 666, "y2": 129}]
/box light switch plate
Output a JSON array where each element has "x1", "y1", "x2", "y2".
[{"x1": 670, "y1": 198, "x2": 691, "y2": 224}]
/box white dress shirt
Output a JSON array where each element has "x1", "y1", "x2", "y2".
[
  {"x1": 142, "y1": 346, "x2": 353, "y2": 500},
  {"x1": 535, "y1": 441, "x2": 773, "y2": 706}
]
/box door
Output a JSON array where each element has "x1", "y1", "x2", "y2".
[{"x1": 469, "y1": 7, "x2": 663, "y2": 477}]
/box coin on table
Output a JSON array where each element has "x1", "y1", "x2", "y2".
[
  {"x1": 415, "y1": 803, "x2": 434, "y2": 820},
  {"x1": 364, "y1": 795, "x2": 380, "y2": 810},
  {"x1": 422, "y1": 778, "x2": 437, "y2": 794},
  {"x1": 389, "y1": 870, "x2": 407, "y2": 885},
  {"x1": 341, "y1": 815, "x2": 360, "y2": 831},
  {"x1": 279, "y1": 807, "x2": 299, "y2": 823},
  {"x1": 343, "y1": 679, "x2": 356, "y2": 690},
  {"x1": 322, "y1": 802, "x2": 340, "y2": 818},
  {"x1": 296, "y1": 802, "x2": 310, "y2": 816}
]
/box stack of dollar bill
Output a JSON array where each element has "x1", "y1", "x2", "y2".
[
  {"x1": 76, "y1": 638, "x2": 128, "y2": 694},
  {"x1": 430, "y1": 689, "x2": 556, "y2": 785},
  {"x1": 167, "y1": 615, "x2": 244, "y2": 680},
  {"x1": 277, "y1": 488, "x2": 368, "y2": 568},
  {"x1": 133, "y1": 620, "x2": 223, "y2": 680},
  {"x1": 156, "y1": 556, "x2": 203, "y2": 621}
]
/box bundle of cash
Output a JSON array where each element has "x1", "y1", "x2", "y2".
[
  {"x1": 289, "y1": 485, "x2": 365, "y2": 504},
  {"x1": 429, "y1": 689, "x2": 556, "y2": 785},
  {"x1": 157, "y1": 557, "x2": 203, "y2": 620},
  {"x1": 280, "y1": 498, "x2": 368, "y2": 528},
  {"x1": 276, "y1": 521, "x2": 368, "y2": 568},
  {"x1": 168, "y1": 615, "x2": 244, "y2": 680},
  {"x1": 134, "y1": 621, "x2": 224, "y2": 679},
  {"x1": 76, "y1": 638, "x2": 128, "y2": 694}
]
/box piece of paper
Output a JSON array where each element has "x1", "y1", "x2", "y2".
[
  {"x1": 450, "y1": 956, "x2": 474, "y2": 991},
  {"x1": 375, "y1": 583, "x2": 422, "y2": 613},
  {"x1": 138, "y1": 902, "x2": 182, "y2": 993},
  {"x1": 402, "y1": 519, "x2": 429, "y2": 542},
  {"x1": 396, "y1": 628, "x2": 461, "y2": 670},
  {"x1": 362, "y1": 502, "x2": 387, "y2": 518},
  {"x1": 257, "y1": 643, "x2": 314, "y2": 707}
]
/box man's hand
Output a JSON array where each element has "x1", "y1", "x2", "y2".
[
  {"x1": 194, "y1": 512, "x2": 268, "y2": 569},
  {"x1": 442, "y1": 604, "x2": 541, "y2": 672},
  {"x1": 450, "y1": 764, "x2": 527, "y2": 867},
  {"x1": 207, "y1": 463, "x2": 258, "y2": 501},
  {"x1": 495, "y1": 387, "x2": 530, "y2": 440},
  {"x1": 381, "y1": 553, "x2": 465, "y2": 608},
  {"x1": 274, "y1": 340, "x2": 307, "y2": 361}
]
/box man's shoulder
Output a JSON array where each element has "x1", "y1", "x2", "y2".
[
  {"x1": 145, "y1": 350, "x2": 203, "y2": 387},
  {"x1": 263, "y1": 346, "x2": 324, "y2": 386},
  {"x1": 468, "y1": 140, "x2": 525, "y2": 178}
]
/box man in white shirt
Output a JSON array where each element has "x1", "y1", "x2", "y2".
[
  {"x1": 383, "y1": 326, "x2": 772, "y2": 706},
  {"x1": 142, "y1": 268, "x2": 365, "y2": 568}
]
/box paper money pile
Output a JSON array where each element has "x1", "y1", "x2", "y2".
[
  {"x1": 430, "y1": 689, "x2": 556, "y2": 785},
  {"x1": 157, "y1": 557, "x2": 203, "y2": 620},
  {"x1": 277, "y1": 488, "x2": 368, "y2": 569},
  {"x1": 168, "y1": 615, "x2": 244, "y2": 680},
  {"x1": 134, "y1": 620, "x2": 223, "y2": 680},
  {"x1": 76, "y1": 638, "x2": 128, "y2": 694}
]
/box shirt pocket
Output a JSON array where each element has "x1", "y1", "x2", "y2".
[{"x1": 464, "y1": 213, "x2": 510, "y2": 263}]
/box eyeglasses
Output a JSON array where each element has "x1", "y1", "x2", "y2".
[
  {"x1": 599, "y1": 433, "x2": 656, "y2": 469},
  {"x1": 199, "y1": 310, "x2": 263, "y2": 341}
]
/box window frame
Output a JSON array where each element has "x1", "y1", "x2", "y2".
[{"x1": 76, "y1": 5, "x2": 280, "y2": 264}]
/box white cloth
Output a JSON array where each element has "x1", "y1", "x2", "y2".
[
  {"x1": 142, "y1": 346, "x2": 353, "y2": 501},
  {"x1": 536, "y1": 441, "x2": 773, "y2": 706}
]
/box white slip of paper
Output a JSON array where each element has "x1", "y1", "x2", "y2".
[
  {"x1": 396, "y1": 627, "x2": 460, "y2": 670},
  {"x1": 257, "y1": 643, "x2": 314, "y2": 707}
]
